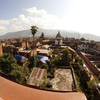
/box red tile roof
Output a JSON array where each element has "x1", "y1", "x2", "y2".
[{"x1": 0, "y1": 76, "x2": 87, "y2": 100}]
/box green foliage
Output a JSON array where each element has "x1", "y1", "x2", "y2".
[
  {"x1": 0, "y1": 54, "x2": 17, "y2": 74},
  {"x1": 87, "y1": 80, "x2": 96, "y2": 90},
  {"x1": 10, "y1": 68, "x2": 25, "y2": 84},
  {"x1": 42, "y1": 63, "x2": 48, "y2": 70},
  {"x1": 61, "y1": 49, "x2": 72, "y2": 66},
  {"x1": 52, "y1": 49, "x2": 61, "y2": 54},
  {"x1": 39, "y1": 76, "x2": 47, "y2": 89},
  {"x1": 73, "y1": 55, "x2": 99, "y2": 100},
  {"x1": 31, "y1": 26, "x2": 38, "y2": 37},
  {"x1": 51, "y1": 49, "x2": 72, "y2": 67},
  {"x1": 47, "y1": 56, "x2": 60, "y2": 76},
  {"x1": 0, "y1": 54, "x2": 29, "y2": 84},
  {"x1": 40, "y1": 32, "x2": 44, "y2": 39},
  {"x1": 75, "y1": 56, "x2": 83, "y2": 65},
  {"x1": 28, "y1": 56, "x2": 37, "y2": 70},
  {"x1": 46, "y1": 49, "x2": 73, "y2": 78},
  {"x1": 50, "y1": 56, "x2": 61, "y2": 67}
]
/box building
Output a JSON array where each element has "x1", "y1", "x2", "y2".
[
  {"x1": 55, "y1": 32, "x2": 63, "y2": 46},
  {"x1": 39, "y1": 32, "x2": 45, "y2": 43},
  {"x1": 37, "y1": 48, "x2": 52, "y2": 56},
  {"x1": 17, "y1": 49, "x2": 37, "y2": 58},
  {"x1": 77, "y1": 43, "x2": 89, "y2": 52},
  {"x1": 14, "y1": 41, "x2": 29, "y2": 49},
  {"x1": 95, "y1": 42, "x2": 100, "y2": 51},
  {"x1": 0, "y1": 44, "x2": 3, "y2": 55},
  {"x1": 3, "y1": 45, "x2": 17, "y2": 55}
]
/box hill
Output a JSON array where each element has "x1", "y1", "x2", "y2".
[{"x1": 0, "y1": 29, "x2": 100, "y2": 41}]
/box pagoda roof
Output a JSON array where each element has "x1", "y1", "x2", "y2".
[{"x1": 56, "y1": 32, "x2": 62, "y2": 39}]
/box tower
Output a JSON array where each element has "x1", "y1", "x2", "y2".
[{"x1": 55, "y1": 32, "x2": 63, "y2": 46}]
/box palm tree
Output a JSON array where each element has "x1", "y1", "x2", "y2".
[
  {"x1": 31, "y1": 26, "x2": 38, "y2": 48},
  {"x1": 31, "y1": 26, "x2": 38, "y2": 39}
]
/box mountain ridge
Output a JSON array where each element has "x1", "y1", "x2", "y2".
[{"x1": 0, "y1": 29, "x2": 100, "y2": 41}]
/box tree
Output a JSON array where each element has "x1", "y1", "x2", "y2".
[
  {"x1": 50, "y1": 56, "x2": 61, "y2": 67},
  {"x1": 39, "y1": 76, "x2": 47, "y2": 89},
  {"x1": 28, "y1": 56, "x2": 37, "y2": 71},
  {"x1": 39, "y1": 32, "x2": 45, "y2": 43},
  {"x1": 75, "y1": 56, "x2": 83, "y2": 65},
  {"x1": 62, "y1": 49, "x2": 72, "y2": 66},
  {"x1": 80, "y1": 38, "x2": 85, "y2": 41},
  {"x1": 31, "y1": 26, "x2": 38, "y2": 39},
  {"x1": 40, "y1": 32, "x2": 44, "y2": 39},
  {"x1": 42, "y1": 63, "x2": 48, "y2": 70},
  {"x1": 0, "y1": 54, "x2": 17, "y2": 74},
  {"x1": 31, "y1": 26, "x2": 38, "y2": 48},
  {"x1": 9, "y1": 67, "x2": 25, "y2": 84},
  {"x1": 0, "y1": 54, "x2": 29, "y2": 84}
]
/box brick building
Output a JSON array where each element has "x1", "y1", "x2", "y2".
[{"x1": 0, "y1": 44, "x2": 3, "y2": 55}]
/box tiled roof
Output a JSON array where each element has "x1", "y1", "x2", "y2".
[
  {"x1": 56, "y1": 32, "x2": 62, "y2": 39},
  {"x1": 0, "y1": 76, "x2": 87, "y2": 100}
]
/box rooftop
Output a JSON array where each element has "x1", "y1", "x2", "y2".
[
  {"x1": 56, "y1": 32, "x2": 62, "y2": 39},
  {"x1": 27, "y1": 67, "x2": 47, "y2": 86},
  {"x1": 0, "y1": 76, "x2": 87, "y2": 100},
  {"x1": 51, "y1": 69, "x2": 73, "y2": 91}
]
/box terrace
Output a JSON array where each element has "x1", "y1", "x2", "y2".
[{"x1": 50, "y1": 68, "x2": 76, "y2": 91}]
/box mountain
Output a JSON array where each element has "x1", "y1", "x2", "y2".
[{"x1": 0, "y1": 29, "x2": 100, "y2": 41}]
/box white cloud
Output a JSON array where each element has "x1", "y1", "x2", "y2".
[
  {"x1": 0, "y1": 26, "x2": 7, "y2": 34},
  {"x1": 0, "y1": 1, "x2": 100, "y2": 36},
  {"x1": 60, "y1": 0, "x2": 100, "y2": 36},
  {"x1": 26, "y1": 7, "x2": 47, "y2": 17},
  {"x1": 0, "y1": 7, "x2": 63, "y2": 35}
]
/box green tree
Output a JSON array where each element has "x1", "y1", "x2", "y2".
[
  {"x1": 0, "y1": 54, "x2": 29, "y2": 84},
  {"x1": 10, "y1": 68, "x2": 25, "y2": 84},
  {"x1": 0, "y1": 54, "x2": 17, "y2": 74},
  {"x1": 62, "y1": 49, "x2": 72, "y2": 66},
  {"x1": 31, "y1": 26, "x2": 38, "y2": 39},
  {"x1": 39, "y1": 76, "x2": 47, "y2": 89},
  {"x1": 42, "y1": 63, "x2": 48, "y2": 70},
  {"x1": 28, "y1": 56, "x2": 37, "y2": 71},
  {"x1": 75, "y1": 56, "x2": 83, "y2": 65},
  {"x1": 50, "y1": 56, "x2": 61, "y2": 67},
  {"x1": 31, "y1": 26, "x2": 38, "y2": 48}
]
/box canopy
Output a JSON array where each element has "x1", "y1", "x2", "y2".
[{"x1": 14, "y1": 55, "x2": 25, "y2": 60}]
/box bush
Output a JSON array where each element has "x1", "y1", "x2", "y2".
[
  {"x1": 0, "y1": 54, "x2": 29, "y2": 84},
  {"x1": 61, "y1": 49, "x2": 72, "y2": 66}
]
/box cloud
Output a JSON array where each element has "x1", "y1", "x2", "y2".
[
  {"x1": 0, "y1": 4, "x2": 100, "y2": 36},
  {"x1": 0, "y1": 7, "x2": 63, "y2": 35},
  {"x1": 0, "y1": 26, "x2": 7, "y2": 33}
]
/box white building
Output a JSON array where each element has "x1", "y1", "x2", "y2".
[{"x1": 55, "y1": 32, "x2": 63, "y2": 46}]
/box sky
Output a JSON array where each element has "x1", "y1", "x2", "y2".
[{"x1": 0, "y1": 0, "x2": 100, "y2": 36}]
